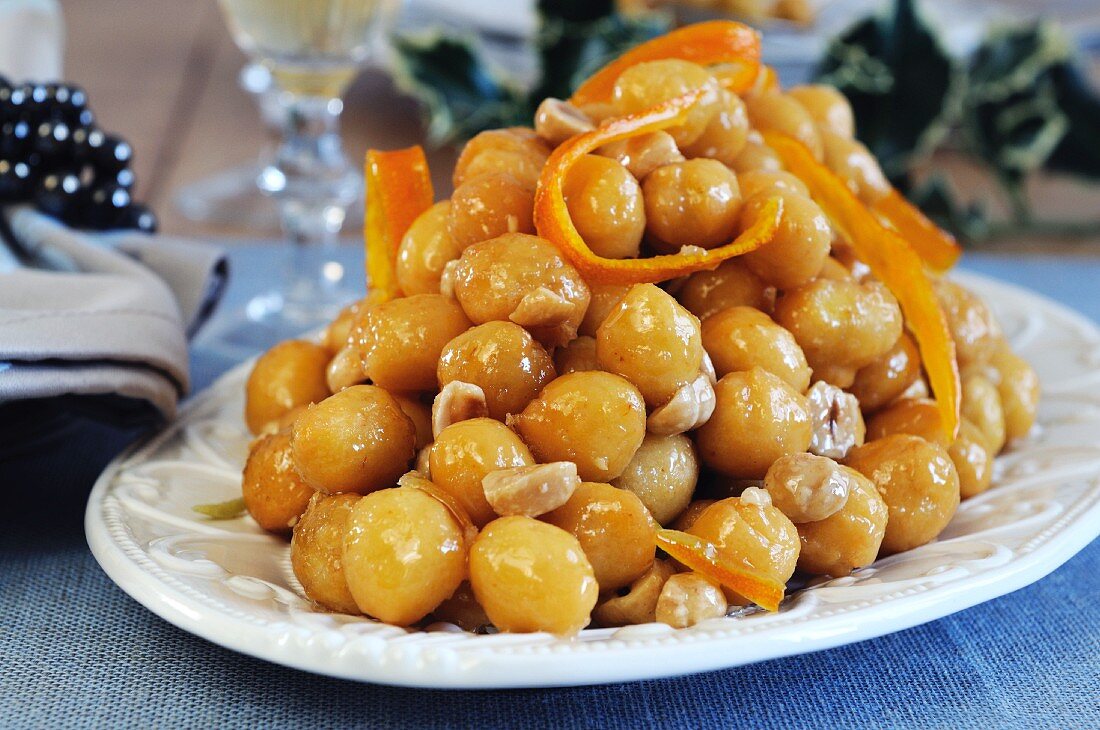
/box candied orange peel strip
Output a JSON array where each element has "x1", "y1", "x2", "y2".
[
  {"x1": 535, "y1": 88, "x2": 783, "y2": 285},
  {"x1": 569, "y1": 20, "x2": 762, "y2": 106},
  {"x1": 873, "y1": 189, "x2": 962, "y2": 272},
  {"x1": 364, "y1": 146, "x2": 434, "y2": 303},
  {"x1": 656, "y1": 529, "x2": 785, "y2": 612},
  {"x1": 763, "y1": 131, "x2": 960, "y2": 439}
]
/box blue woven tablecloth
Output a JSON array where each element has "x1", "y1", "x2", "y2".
[{"x1": 3, "y1": 244, "x2": 1098, "y2": 729}]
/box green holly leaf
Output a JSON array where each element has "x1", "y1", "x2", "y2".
[{"x1": 815, "y1": 0, "x2": 962, "y2": 179}]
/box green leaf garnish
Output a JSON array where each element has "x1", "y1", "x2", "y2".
[{"x1": 193, "y1": 497, "x2": 246, "y2": 520}]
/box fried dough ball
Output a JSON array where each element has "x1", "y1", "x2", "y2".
[
  {"x1": 290, "y1": 493, "x2": 361, "y2": 614},
  {"x1": 469, "y1": 516, "x2": 598, "y2": 635},
  {"x1": 681, "y1": 89, "x2": 750, "y2": 165},
  {"x1": 687, "y1": 493, "x2": 800, "y2": 604},
  {"x1": 787, "y1": 84, "x2": 855, "y2": 139},
  {"x1": 290, "y1": 385, "x2": 417, "y2": 494},
  {"x1": 596, "y1": 131, "x2": 685, "y2": 181},
  {"x1": 952, "y1": 420, "x2": 995, "y2": 499},
  {"x1": 986, "y1": 344, "x2": 1040, "y2": 442},
  {"x1": 701, "y1": 305, "x2": 811, "y2": 391},
  {"x1": 355, "y1": 294, "x2": 472, "y2": 392},
  {"x1": 611, "y1": 433, "x2": 699, "y2": 525},
  {"x1": 396, "y1": 201, "x2": 466, "y2": 295},
  {"x1": 643, "y1": 159, "x2": 742, "y2": 251},
  {"x1": 596, "y1": 284, "x2": 704, "y2": 407},
  {"x1": 245, "y1": 340, "x2": 331, "y2": 434},
  {"x1": 820, "y1": 130, "x2": 890, "y2": 205},
  {"x1": 845, "y1": 434, "x2": 960, "y2": 554},
  {"x1": 796, "y1": 466, "x2": 887, "y2": 577},
  {"x1": 736, "y1": 169, "x2": 810, "y2": 200},
  {"x1": 611, "y1": 59, "x2": 719, "y2": 147},
  {"x1": 437, "y1": 321, "x2": 556, "y2": 421},
  {"x1": 729, "y1": 132, "x2": 783, "y2": 174},
  {"x1": 579, "y1": 283, "x2": 631, "y2": 337},
  {"x1": 554, "y1": 335, "x2": 600, "y2": 375},
  {"x1": 453, "y1": 127, "x2": 550, "y2": 189},
  {"x1": 593, "y1": 559, "x2": 676, "y2": 627},
  {"x1": 655, "y1": 572, "x2": 728, "y2": 628},
  {"x1": 448, "y1": 172, "x2": 536, "y2": 248},
  {"x1": 849, "y1": 332, "x2": 922, "y2": 413},
  {"x1": 739, "y1": 190, "x2": 832, "y2": 289},
  {"x1": 324, "y1": 299, "x2": 367, "y2": 353},
  {"x1": 513, "y1": 371, "x2": 646, "y2": 482},
  {"x1": 429, "y1": 417, "x2": 535, "y2": 527},
  {"x1": 775, "y1": 278, "x2": 903, "y2": 374},
  {"x1": 563, "y1": 154, "x2": 646, "y2": 259},
  {"x1": 242, "y1": 430, "x2": 315, "y2": 534},
  {"x1": 676, "y1": 259, "x2": 773, "y2": 320},
  {"x1": 866, "y1": 398, "x2": 951, "y2": 448},
  {"x1": 672, "y1": 499, "x2": 717, "y2": 532},
  {"x1": 934, "y1": 280, "x2": 1003, "y2": 369},
  {"x1": 342, "y1": 487, "x2": 467, "y2": 626},
  {"x1": 391, "y1": 393, "x2": 433, "y2": 451},
  {"x1": 960, "y1": 371, "x2": 1006, "y2": 453},
  {"x1": 696, "y1": 367, "x2": 812, "y2": 479},
  {"x1": 745, "y1": 92, "x2": 824, "y2": 160},
  {"x1": 452, "y1": 233, "x2": 591, "y2": 348},
  {"x1": 543, "y1": 481, "x2": 657, "y2": 591}
]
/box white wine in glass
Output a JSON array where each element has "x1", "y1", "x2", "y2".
[{"x1": 216, "y1": 0, "x2": 394, "y2": 346}]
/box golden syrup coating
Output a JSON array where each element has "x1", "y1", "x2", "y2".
[
  {"x1": 429, "y1": 417, "x2": 535, "y2": 527},
  {"x1": 543, "y1": 481, "x2": 657, "y2": 591},
  {"x1": 820, "y1": 130, "x2": 890, "y2": 205},
  {"x1": 672, "y1": 499, "x2": 717, "y2": 532},
  {"x1": 681, "y1": 89, "x2": 750, "y2": 166},
  {"x1": 514, "y1": 371, "x2": 647, "y2": 482},
  {"x1": 696, "y1": 367, "x2": 812, "y2": 479},
  {"x1": 396, "y1": 201, "x2": 466, "y2": 296},
  {"x1": 787, "y1": 84, "x2": 856, "y2": 139},
  {"x1": 452, "y1": 127, "x2": 550, "y2": 189},
  {"x1": 774, "y1": 278, "x2": 903, "y2": 374},
  {"x1": 676, "y1": 259, "x2": 773, "y2": 321},
  {"x1": 437, "y1": 321, "x2": 556, "y2": 421},
  {"x1": 701, "y1": 305, "x2": 812, "y2": 392},
  {"x1": 816, "y1": 257, "x2": 854, "y2": 281},
  {"x1": 729, "y1": 133, "x2": 784, "y2": 174},
  {"x1": 469, "y1": 516, "x2": 598, "y2": 635},
  {"x1": 655, "y1": 572, "x2": 728, "y2": 628},
  {"x1": 355, "y1": 294, "x2": 472, "y2": 392},
  {"x1": 596, "y1": 284, "x2": 704, "y2": 407},
  {"x1": 866, "y1": 398, "x2": 951, "y2": 449},
  {"x1": 429, "y1": 582, "x2": 491, "y2": 632},
  {"x1": 324, "y1": 299, "x2": 367, "y2": 353},
  {"x1": 688, "y1": 494, "x2": 800, "y2": 604},
  {"x1": 579, "y1": 283, "x2": 632, "y2": 337},
  {"x1": 593, "y1": 559, "x2": 676, "y2": 627},
  {"x1": 739, "y1": 190, "x2": 832, "y2": 290},
  {"x1": 796, "y1": 466, "x2": 887, "y2": 577},
  {"x1": 611, "y1": 433, "x2": 699, "y2": 525},
  {"x1": 242, "y1": 430, "x2": 315, "y2": 534},
  {"x1": 960, "y1": 372, "x2": 1006, "y2": 453},
  {"x1": 849, "y1": 332, "x2": 922, "y2": 413},
  {"x1": 448, "y1": 172, "x2": 536, "y2": 249},
  {"x1": 563, "y1": 154, "x2": 646, "y2": 260},
  {"x1": 290, "y1": 385, "x2": 417, "y2": 495},
  {"x1": 736, "y1": 169, "x2": 810, "y2": 200},
  {"x1": 987, "y1": 345, "x2": 1040, "y2": 442},
  {"x1": 845, "y1": 434, "x2": 960, "y2": 554},
  {"x1": 452, "y1": 233, "x2": 591, "y2": 348},
  {"x1": 952, "y1": 419, "x2": 995, "y2": 499},
  {"x1": 290, "y1": 493, "x2": 361, "y2": 614},
  {"x1": 611, "y1": 59, "x2": 720, "y2": 147},
  {"x1": 745, "y1": 92, "x2": 824, "y2": 160},
  {"x1": 643, "y1": 159, "x2": 742, "y2": 250},
  {"x1": 934, "y1": 280, "x2": 1004, "y2": 369},
  {"x1": 342, "y1": 487, "x2": 467, "y2": 626},
  {"x1": 391, "y1": 393, "x2": 433, "y2": 451},
  {"x1": 245, "y1": 340, "x2": 331, "y2": 434},
  {"x1": 554, "y1": 335, "x2": 600, "y2": 375},
  {"x1": 596, "y1": 131, "x2": 685, "y2": 181}
]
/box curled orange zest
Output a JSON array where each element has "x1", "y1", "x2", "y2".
[
  {"x1": 873, "y1": 189, "x2": 962, "y2": 272},
  {"x1": 656, "y1": 529, "x2": 785, "y2": 612},
  {"x1": 364, "y1": 146, "x2": 434, "y2": 303},
  {"x1": 535, "y1": 89, "x2": 783, "y2": 285},
  {"x1": 763, "y1": 131, "x2": 960, "y2": 439},
  {"x1": 569, "y1": 20, "x2": 761, "y2": 106}
]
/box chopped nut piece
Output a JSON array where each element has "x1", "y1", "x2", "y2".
[
  {"x1": 597, "y1": 131, "x2": 684, "y2": 180},
  {"x1": 763, "y1": 452, "x2": 850, "y2": 523},
  {"x1": 481, "y1": 461, "x2": 580, "y2": 517},
  {"x1": 415, "y1": 445, "x2": 432, "y2": 476},
  {"x1": 806, "y1": 381, "x2": 866, "y2": 459},
  {"x1": 325, "y1": 346, "x2": 366, "y2": 393},
  {"x1": 655, "y1": 572, "x2": 728, "y2": 629},
  {"x1": 678, "y1": 245, "x2": 708, "y2": 257},
  {"x1": 509, "y1": 286, "x2": 574, "y2": 329},
  {"x1": 647, "y1": 373, "x2": 716, "y2": 435},
  {"x1": 535, "y1": 98, "x2": 595, "y2": 146},
  {"x1": 593, "y1": 559, "x2": 676, "y2": 627},
  {"x1": 439, "y1": 260, "x2": 460, "y2": 298},
  {"x1": 738, "y1": 486, "x2": 772, "y2": 508},
  {"x1": 432, "y1": 381, "x2": 489, "y2": 438}
]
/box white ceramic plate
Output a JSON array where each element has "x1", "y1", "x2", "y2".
[{"x1": 86, "y1": 273, "x2": 1100, "y2": 689}]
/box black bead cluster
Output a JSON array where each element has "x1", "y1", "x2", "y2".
[{"x1": 0, "y1": 76, "x2": 156, "y2": 233}]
